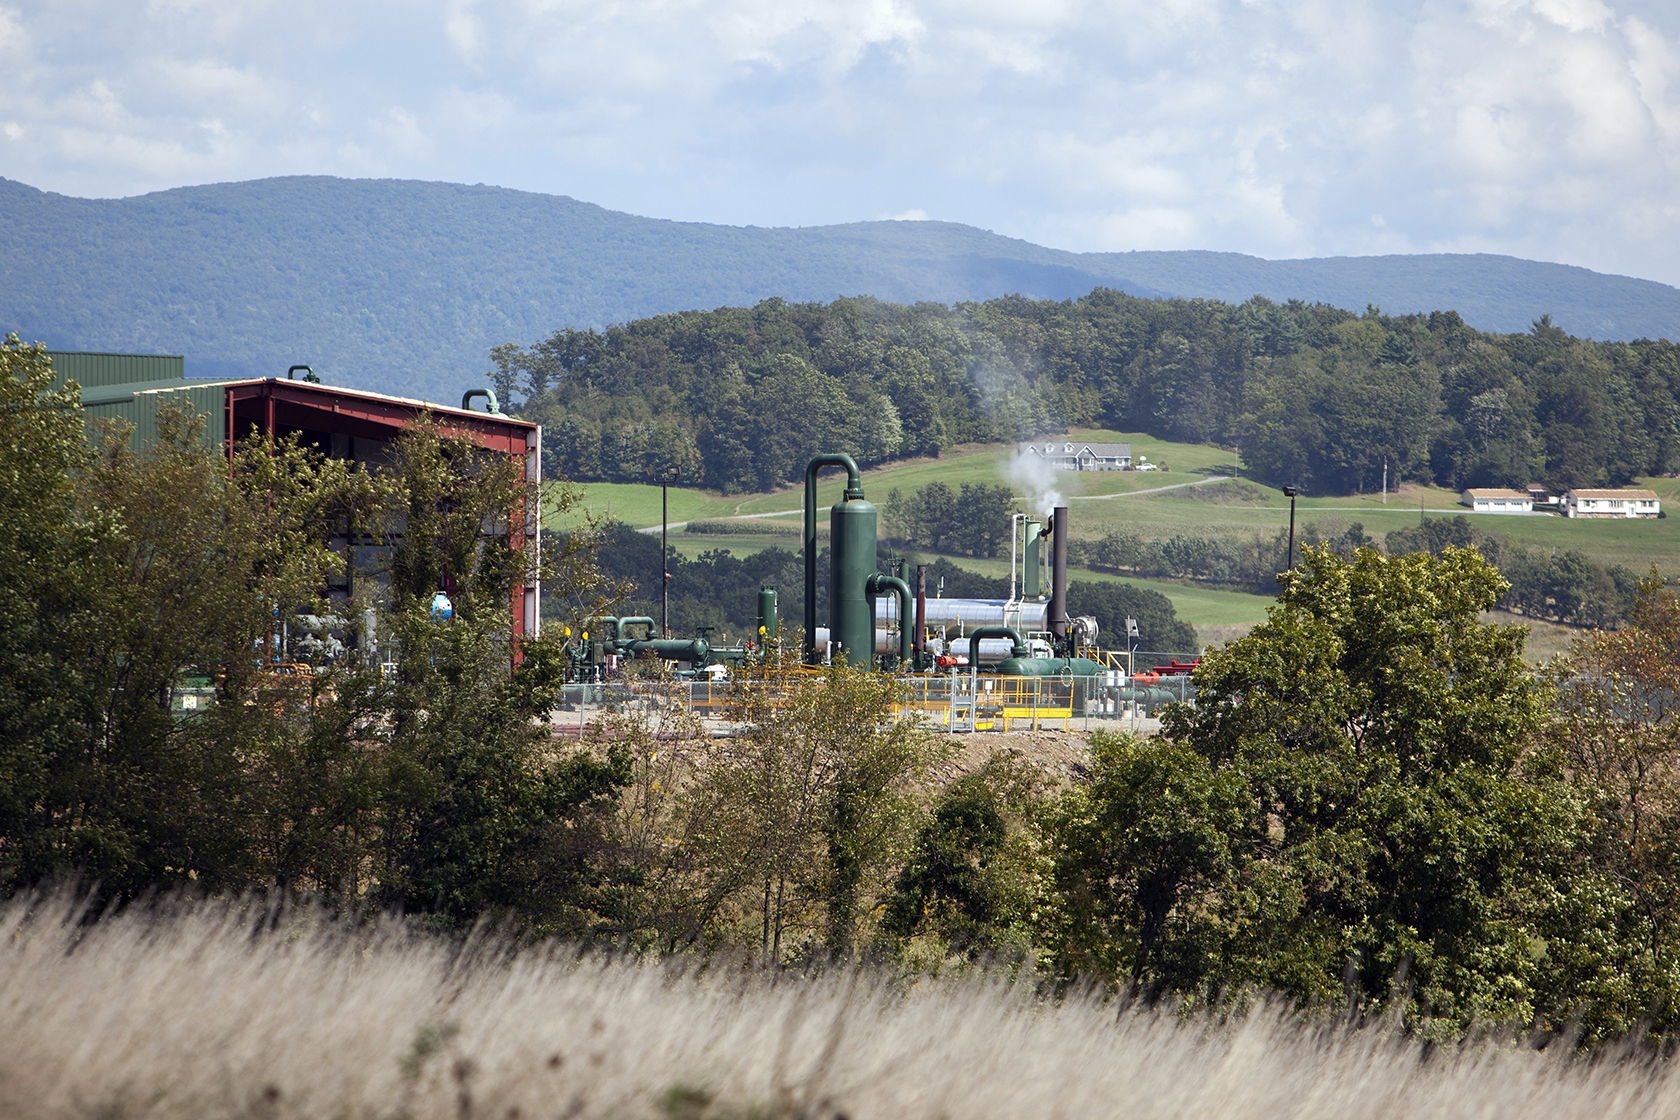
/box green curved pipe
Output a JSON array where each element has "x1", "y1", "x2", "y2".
[
  {"x1": 616, "y1": 615, "x2": 657, "y2": 642},
  {"x1": 966, "y1": 625, "x2": 1029, "y2": 660},
  {"x1": 803, "y1": 454, "x2": 862, "y2": 665},
  {"x1": 461, "y1": 387, "x2": 501, "y2": 413},
  {"x1": 866, "y1": 572, "x2": 912, "y2": 667}
]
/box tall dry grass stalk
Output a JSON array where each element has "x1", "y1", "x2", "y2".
[{"x1": 0, "y1": 891, "x2": 1675, "y2": 1120}]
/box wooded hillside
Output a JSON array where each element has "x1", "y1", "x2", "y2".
[{"x1": 504, "y1": 292, "x2": 1680, "y2": 496}]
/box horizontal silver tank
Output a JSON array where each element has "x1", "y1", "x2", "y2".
[
  {"x1": 946, "y1": 637, "x2": 1023, "y2": 663},
  {"x1": 822, "y1": 628, "x2": 947, "y2": 658},
  {"x1": 874, "y1": 597, "x2": 1048, "y2": 632}
]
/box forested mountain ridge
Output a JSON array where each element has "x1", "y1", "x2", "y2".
[
  {"x1": 3, "y1": 174, "x2": 1677, "y2": 400},
  {"x1": 504, "y1": 291, "x2": 1680, "y2": 496}
]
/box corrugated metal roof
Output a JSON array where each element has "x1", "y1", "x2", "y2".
[{"x1": 49, "y1": 351, "x2": 186, "y2": 390}]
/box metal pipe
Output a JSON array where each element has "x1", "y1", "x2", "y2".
[
  {"x1": 914, "y1": 564, "x2": 927, "y2": 670},
  {"x1": 1049, "y1": 506, "x2": 1069, "y2": 648},
  {"x1": 866, "y1": 572, "x2": 912, "y2": 666},
  {"x1": 1008, "y1": 513, "x2": 1025, "y2": 602},
  {"x1": 804, "y1": 454, "x2": 863, "y2": 665},
  {"x1": 616, "y1": 616, "x2": 657, "y2": 642},
  {"x1": 461, "y1": 388, "x2": 501, "y2": 413},
  {"x1": 967, "y1": 625, "x2": 1029, "y2": 659}
]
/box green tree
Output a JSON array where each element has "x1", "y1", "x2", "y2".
[
  {"x1": 883, "y1": 754, "x2": 1048, "y2": 959},
  {"x1": 1049, "y1": 545, "x2": 1578, "y2": 1036},
  {"x1": 1541, "y1": 575, "x2": 1680, "y2": 1040},
  {"x1": 366, "y1": 418, "x2": 629, "y2": 928},
  {"x1": 681, "y1": 656, "x2": 943, "y2": 963}
]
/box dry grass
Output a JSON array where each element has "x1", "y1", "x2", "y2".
[{"x1": 3, "y1": 893, "x2": 1678, "y2": 1120}]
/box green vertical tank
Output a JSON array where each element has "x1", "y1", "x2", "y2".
[
  {"x1": 1023, "y1": 518, "x2": 1043, "y2": 598},
  {"x1": 757, "y1": 587, "x2": 779, "y2": 644},
  {"x1": 830, "y1": 489, "x2": 878, "y2": 666}
]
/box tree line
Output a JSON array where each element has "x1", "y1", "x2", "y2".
[
  {"x1": 490, "y1": 293, "x2": 1680, "y2": 496},
  {"x1": 1065, "y1": 513, "x2": 1641, "y2": 628}
]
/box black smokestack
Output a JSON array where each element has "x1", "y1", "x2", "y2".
[
  {"x1": 1050, "y1": 505, "x2": 1069, "y2": 651},
  {"x1": 914, "y1": 563, "x2": 927, "y2": 669}
]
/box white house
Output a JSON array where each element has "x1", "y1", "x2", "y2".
[
  {"x1": 1021, "y1": 440, "x2": 1132, "y2": 471},
  {"x1": 1461, "y1": 488, "x2": 1533, "y2": 513},
  {"x1": 1561, "y1": 488, "x2": 1661, "y2": 518}
]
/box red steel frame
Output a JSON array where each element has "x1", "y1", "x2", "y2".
[{"x1": 221, "y1": 379, "x2": 541, "y2": 655}]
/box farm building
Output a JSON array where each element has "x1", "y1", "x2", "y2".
[
  {"x1": 1020, "y1": 440, "x2": 1132, "y2": 471},
  {"x1": 1460, "y1": 488, "x2": 1533, "y2": 513},
  {"x1": 1561, "y1": 488, "x2": 1661, "y2": 518},
  {"x1": 52, "y1": 350, "x2": 543, "y2": 641}
]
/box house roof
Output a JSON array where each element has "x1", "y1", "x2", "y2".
[
  {"x1": 1564, "y1": 489, "x2": 1661, "y2": 500},
  {"x1": 1463, "y1": 489, "x2": 1530, "y2": 499},
  {"x1": 1021, "y1": 440, "x2": 1131, "y2": 457}
]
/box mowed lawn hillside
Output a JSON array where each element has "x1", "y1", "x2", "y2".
[{"x1": 549, "y1": 430, "x2": 1680, "y2": 644}]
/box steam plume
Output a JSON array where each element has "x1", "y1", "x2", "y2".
[{"x1": 1003, "y1": 444, "x2": 1064, "y2": 516}]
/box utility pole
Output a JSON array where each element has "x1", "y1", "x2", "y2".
[
  {"x1": 1382, "y1": 458, "x2": 1388, "y2": 505},
  {"x1": 1283, "y1": 485, "x2": 1299, "y2": 570}
]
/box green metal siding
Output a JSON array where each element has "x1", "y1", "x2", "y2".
[
  {"x1": 49, "y1": 351, "x2": 186, "y2": 390},
  {"x1": 82, "y1": 382, "x2": 234, "y2": 454}
]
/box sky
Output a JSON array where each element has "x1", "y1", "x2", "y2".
[{"x1": 2, "y1": 0, "x2": 1679, "y2": 284}]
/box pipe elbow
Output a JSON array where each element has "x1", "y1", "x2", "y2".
[{"x1": 805, "y1": 453, "x2": 862, "y2": 495}]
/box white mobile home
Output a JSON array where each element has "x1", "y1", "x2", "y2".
[
  {"x1": 1561, "y1": 489, "x2": 1661, "y2": 518},
  {"x1": 1461, "y1": 488, "x2": 1533, "y2": 513}
]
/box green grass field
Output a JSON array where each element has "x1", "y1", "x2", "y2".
[{"x1": 552, "y1": 431, "x2": 1671, "y2": 648}]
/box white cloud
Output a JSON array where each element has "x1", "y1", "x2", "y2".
[{"x1": 0, "y1": 0, "x2": 1677, "y2": 284}]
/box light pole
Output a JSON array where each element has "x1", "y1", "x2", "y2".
[
  {"x1": 660, "y1": 466, "x2": 680, "y2": 637},
  {"x1": 1283, "y1": 485, "x2": 1299, "y2": 570},
  {"x1": 1125, "y1": 617, "x2": 1140, "y2": 733}
]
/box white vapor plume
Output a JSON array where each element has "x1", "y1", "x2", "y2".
[{"x1": 1002, "y1": 446, "x2": 1063, "y2": 517}]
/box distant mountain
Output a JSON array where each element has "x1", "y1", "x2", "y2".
[{"x1": 3, "y1": 175, "x2": 1676, "y2": 399}]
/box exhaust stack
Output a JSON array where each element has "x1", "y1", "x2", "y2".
[
  {"x1": 914, "y1": 563, "x2": 927, "y2": 670},
  {"x1": 1049, "y1": 505, "x2": 1069, "y2": 651}
]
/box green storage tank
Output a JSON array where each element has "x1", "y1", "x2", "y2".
[{"x1": 830, "y1": 491, "x2": 878, "y2": 666}]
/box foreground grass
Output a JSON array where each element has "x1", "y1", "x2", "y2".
[{"x1": 3, "y1": 895, "x2": 1679, "y2": 1120}]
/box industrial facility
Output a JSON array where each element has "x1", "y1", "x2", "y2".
[
  {"x1": 59, "y1": 348, "x2": 1193, "y2": 731},
  {"x1": 563, "y1": 452, "x2": 1198, "y2": 731},
  {"x1": 56, "y1": 350, "x2": 544, "y2": 644}
]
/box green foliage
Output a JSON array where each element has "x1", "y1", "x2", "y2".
[
  {"x1": 883, "y1": 481, "x2": 1017, "y2": 557},
  {"x1": 1070, "y1": 521, "x2": 1371, "y2": 593},
  {"x1": 882, "y1": 755, "x2": 1048, "y2": 957},
  {"x1": 1046, "y1": 546, "x2": 1579, "y2": 1036},
  {"x1": 672, "y1": 657, "x2": 946, "y2": 962},
  {"x1": 1539, "y1": 576, "x2": 1680, "y2": 1040},
  {"x1": 1385, "y1": 514, "x2": 1640, "y2": 626},
  {"x1": 498, "y1": 294, "x2": 1680, "y2": 497},
  {"x1": 0, "y1": 362, "x2": 632, "y2": 925}
]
